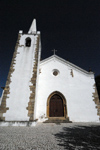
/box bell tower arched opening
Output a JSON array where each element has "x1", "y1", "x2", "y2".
[{"x1": 25, "y1": 37, "x2": 31, "y2": 47}]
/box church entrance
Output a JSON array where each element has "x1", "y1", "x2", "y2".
[
  {"x1": 49, "y1": 94, "x2": 64, "y2": 117},
  {"x1": 47, "y1": 91, "x2": 67, "y2": 118}
]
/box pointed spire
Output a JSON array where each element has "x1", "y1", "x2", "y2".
[{"x1": 28, "y1": 19, "x2": 37, "y2": 34}]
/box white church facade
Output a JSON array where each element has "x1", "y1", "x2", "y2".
[{"x1": 0, "y1": 19, "x2": 100, "y2": 125}]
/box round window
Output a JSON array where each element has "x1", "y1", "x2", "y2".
[{"x1": 52, "y1": 69, "x2": 59, "y2": 76}]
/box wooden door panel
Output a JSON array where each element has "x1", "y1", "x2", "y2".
[{"x1": 49, "y1": 94, "x2": 64, "y2": 117}]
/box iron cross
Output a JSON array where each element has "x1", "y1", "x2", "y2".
[{"x1": 52, "y1": 49, "x2": 57, "y2": 55}]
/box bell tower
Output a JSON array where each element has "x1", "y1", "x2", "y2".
[{"x1": 0, "y1": 19, "x2": 41, "y2": 121}]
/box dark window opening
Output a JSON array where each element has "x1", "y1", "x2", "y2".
[{"x1": 25, "y1": 37, "x2": 31, "y2": 47}]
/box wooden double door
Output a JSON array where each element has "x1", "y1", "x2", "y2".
[{"x1": 49, "y1": 94, "x2": 64, "y2": 117}]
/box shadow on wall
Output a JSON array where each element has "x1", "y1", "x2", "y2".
[{"x1": 54, "y1": 125, "x2": 100, "y2": 149}]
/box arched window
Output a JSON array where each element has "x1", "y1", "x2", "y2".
[{"x1": 25, "y1": 37, "x2": 31, "y2": 47}]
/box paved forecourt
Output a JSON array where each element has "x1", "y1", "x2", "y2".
[{"x1": 0, "y1": 123, "x2": 100, "y2": 150}]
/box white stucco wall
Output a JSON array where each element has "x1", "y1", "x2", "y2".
[
  {"x1": 35, "y1": 56, "x2": 99, "y2": 122},
  {"x1": 4, "y1": 33, "x2": 40, "y2": 121}
]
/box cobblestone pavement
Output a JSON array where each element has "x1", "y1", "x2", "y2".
[{"x1": 0, "y1": 123, "x2": 100, "y2": 150}]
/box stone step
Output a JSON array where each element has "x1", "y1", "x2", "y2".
[{"x1": 43, "y1": 118, "x2": 72, "y2": 123}]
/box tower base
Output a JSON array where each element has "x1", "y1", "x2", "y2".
[{"x1": 0, "y1": 120, "x2": 38, "y2": 126}]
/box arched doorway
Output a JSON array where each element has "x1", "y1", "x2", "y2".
[{"x1": 47, "y1": 91, "x2": 67, "y2": 118}]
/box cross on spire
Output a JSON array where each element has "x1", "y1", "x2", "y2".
[{"x1": 52, "y1": 49, "x2": 57, "y2": 55}]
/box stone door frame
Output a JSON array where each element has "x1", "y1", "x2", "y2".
[{"x1": 47, "y1": 91, "x2": 68, "y2": 119}]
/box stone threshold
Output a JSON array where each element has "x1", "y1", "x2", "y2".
[{"x1": 43, "y1": 117, "x2": 72, "y2": 123}]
